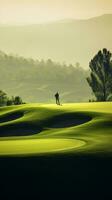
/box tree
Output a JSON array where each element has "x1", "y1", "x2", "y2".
[
  {"x1": 0, "y1": 90, "x2": 7, "y2": 106},
  {"x1": 14, "y1": 96, "x2": 23, "y2": 105},
  {"x1": 6, "y1": 96, "x2": 15, "y2": 106},
  {"x1": 87, "y1": 49, "x2": 112, "y2": 101},
  {"x1": 0, "y1": 90, "x2": 24, "y2": 107}
]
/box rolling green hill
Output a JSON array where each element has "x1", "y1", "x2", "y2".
[
  {"x1": 0, "y1": 102, "x2": 112, "y2": 198},
  {"x1": 0, "y1": 102, "x2": 112, "y2": 156}
]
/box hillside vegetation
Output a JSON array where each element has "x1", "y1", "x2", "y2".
[{"x1": 0, "y1": 51, "x2": 91, "y2": 103}]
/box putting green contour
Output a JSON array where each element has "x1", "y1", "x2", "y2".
[{"x1": 0, "y1": 102, "x2": 112, "y2": 156}]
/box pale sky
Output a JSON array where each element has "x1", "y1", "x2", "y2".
[{"x1": 0, "y1": 0, "x2": 112, "y2": 24}]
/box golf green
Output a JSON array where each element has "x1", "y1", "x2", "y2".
[{"x1": 0, "y1": 102, "x2": 112, "y2": 156}]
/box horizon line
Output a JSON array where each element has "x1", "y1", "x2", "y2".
[{"x1": 0, "y1": 13, "x2": 112, "y2": 26}]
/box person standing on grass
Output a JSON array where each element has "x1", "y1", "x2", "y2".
[{"x1": 55, "y1": 92, "x2": 60, "y2": 105}]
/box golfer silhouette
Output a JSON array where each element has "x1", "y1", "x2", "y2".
[{"x1": 55, "y1": 92, "x2": 60, "y2": 105}]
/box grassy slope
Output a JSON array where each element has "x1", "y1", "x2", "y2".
[{"x1": 0, "y1": 102, "x2": 112, "y2": 156}]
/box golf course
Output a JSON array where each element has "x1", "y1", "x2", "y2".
[
  {"x1": 0, "y1": 102, "x2": 112, "y2": 156},
  {"x1": 0, "y1": 103, "x2": 112, "y2": 198}
]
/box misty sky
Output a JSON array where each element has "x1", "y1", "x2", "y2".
[{"x1": 0, "y1": 0, "x2": 112, "y2": 24}]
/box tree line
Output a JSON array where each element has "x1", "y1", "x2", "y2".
[
  {"x1": 0, "y1": 48, "x2": 112, "y2": 106},
  {"x1": 0, "y1": 90, "x2": 24, "y2": 106},
  {"x1": 0, "y1": 51, "x2": 90, "y2": 103}
]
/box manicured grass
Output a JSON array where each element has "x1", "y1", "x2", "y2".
[
  {"x1": 0, "y1": 102, "x2": 112, "y2": 156},
  {"x1": 0, "y1": 103, "x2": 112, "y2": 198}
]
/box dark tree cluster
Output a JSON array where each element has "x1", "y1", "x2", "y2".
[
  {"x1": 87, "y1": 48, "x2": 112, "y2": 102},
  {"x1": 0, "y1": 90, "x2": 24, "y2": 107},
  {"x1": 0, "y1": 90, "x2": 7, "y2": 106}
]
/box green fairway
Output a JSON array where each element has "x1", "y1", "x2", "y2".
[{"x1": 0, "y1": 102, "x2": 112, "y2": 156}]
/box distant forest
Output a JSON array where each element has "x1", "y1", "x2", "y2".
[{"x1": 0, "y1": 51, "x2": 91, "y2": 103}]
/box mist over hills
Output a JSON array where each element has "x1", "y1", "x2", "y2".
[
  {"x1": 0, "y1": 14, "x2": 112, "y2": 67},
  {"x1": 0, "y1": 51, "x2": 91, "y2": 103},
  {"x1": 0, "y1": 14, "x2": 111, "y2": 102}
]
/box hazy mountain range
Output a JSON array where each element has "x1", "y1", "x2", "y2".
[{"x1": 0, "y1": 14, "x2": 112, "y2": 68}]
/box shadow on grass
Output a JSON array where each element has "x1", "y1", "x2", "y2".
[
  {"x1": 0, "y1": 122, "x2": 42, "y2": 137},
  {"x1": 0, "y1": 112, "x2": 92, "y2": 137},
  {"x1": 0, "y1": 111, "x2": 23, "y2": 123},
  {"x1": 46, "y1": 113, "x2": 92, "y2": 128}
]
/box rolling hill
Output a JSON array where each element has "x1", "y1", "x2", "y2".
[
  {"x1": 0, "y1": 103, "x2": 112, "y2": 198},
  {"x1": 0, "y1": 14, "x2": 112, "y2": 67},
  {"x1": 0, "y1": 102, "x2": 112, "y2": 155},
  {"x1": 0, "y1": 51, "x2": 91, "y2": 103}
]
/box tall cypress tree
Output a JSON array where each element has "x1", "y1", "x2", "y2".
[{"x1": 87, "y1": 49, "x2": 112, "y2": 101}]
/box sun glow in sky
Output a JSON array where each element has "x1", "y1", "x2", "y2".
[{"x1": 0, "y1": 0, "x2": 112, "y2": 24}]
